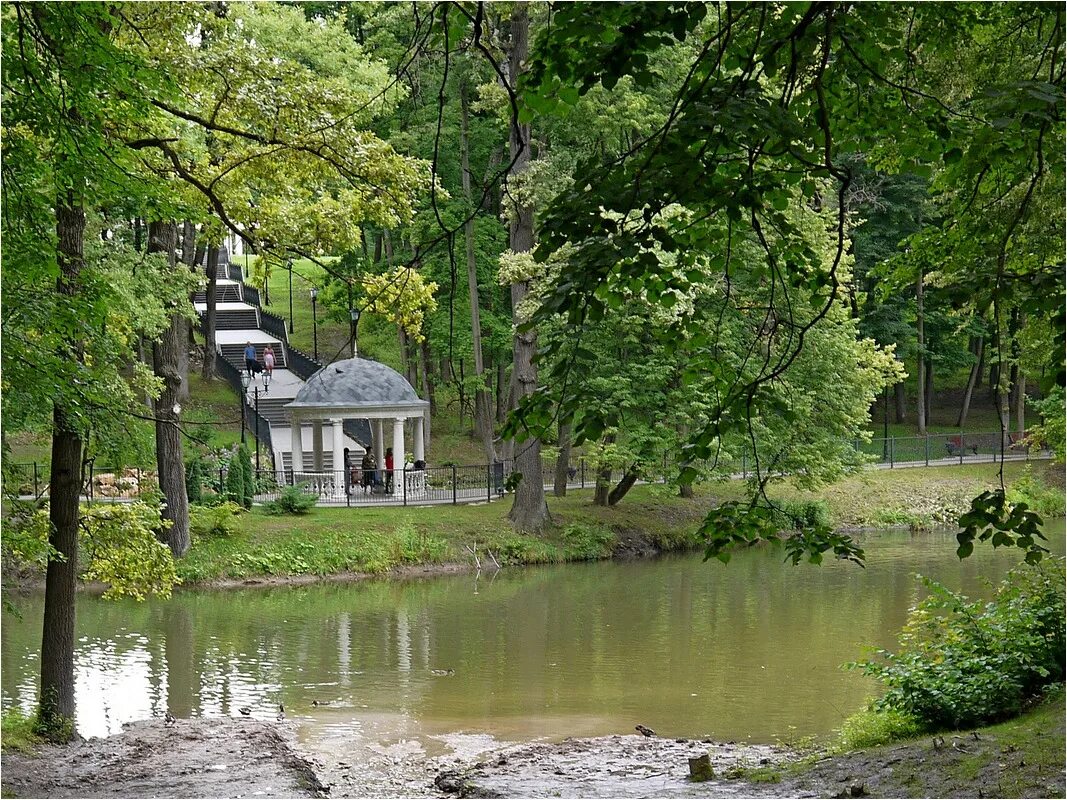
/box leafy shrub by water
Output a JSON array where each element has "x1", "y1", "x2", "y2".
[
  {"x1": 190, "y1": 501, "x2": 244, "y2": 539},
  {"x1": 262, "y1": 484, "x2": 317, "y2": 515},
  {"x1": 837, "y1": 707, "x2": 924, "y2": 750},
  {"x1": 850, "y1": 560, "x2": 1066, "y2": 730},
  {"x1": 766, "y1": 499, "x2": 831, "y2": 532},
  {"x1": 1007, "y1": 466, "x2": 1066, "y2": 518},
  {"x1": 388, "y1": 522, "x2": 448, "y2": 564},
  {"x1": 560, "y1": 522, "x2": 616, "y2": 560}
]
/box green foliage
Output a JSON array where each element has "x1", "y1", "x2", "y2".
[
  {"x1": 1028, "y1": 387, "x2": 1065, "y2": 462},
  {"x1": 262, "y1": 484, "x2": 318, "y2": 516},
  {"x1": 1, "y1": 709, "x2": 42, "y2": 753},
  {"x1": 850, "y1": 561, "x2": 1066, "y2": 730},
  {"x1": 225, "y1": 447, "x2": 253, "y2": 509},
  {"x1": 388, "y1": 522, "x2": 449, "y2": 564},
  {"x1": 185, "y1": 456, "x2": 206, "y2": 504},
  {"x1": 837, "y1": 707, "x2": 925, "y2": 750},
  {"x1": 766, "y1": 500, "x2": 832, "y2": 533},
  {"x1": 559, "y1": 522, "x2": 616, "y2": 560},
  {"x1": 1, "y1": 500, "x2": 60, "y2": 571},
  {"x1": 189, "y1": 501, "x2": 244, "y2": 540},
  {"x1": 956, "y1": 489, "x2": 1048, "y2": 564},
  {"x1": 78, "y1": 504, "x2": 179, "y2": 600},
  {"x1": 1006, "y1": 466, "x2": 1067, "y2": 519}
]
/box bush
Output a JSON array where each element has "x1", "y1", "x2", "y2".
[
  {"x1": 838, "y1": 707, "x2": 924, "y2": 750},
  {"x1": 560, "y1": 522, "x2": 616, "y2": 560},
  {"x1": 2, "y1": 709, "x2": 42, "y2": 753},
  {"x1": 185, "y1": 456, "x2": 205, "y2": 504},
  {"x1": 766, "y1": 499, "x2": 832, "y2": 532},
  {"x1": 262, "y1": 484, "x2": 318, "y2": 515},
  {"x1": 189, "y1": 501, "x2": 244, "y2": 540},
  {"x1": 850, "y1": 560, "x2": 1066, "y2": 730},
  {"x1": 388, "y1": 522, "x2": 449, "y2": 564},
  {"x1": 1007, "y1": 465, "x2": 1066, "y2": 518},
  {"x1": 225, "y1": 447, "x2": 253, "y2": 509}
]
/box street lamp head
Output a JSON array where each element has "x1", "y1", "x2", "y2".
[
  {"x1": 350, "y1": 307, "x2": 361, "y2": 323},
  {"x1": 310, "y1": 286, "x2": 318, "y2": 300},
  {"x1": 241, "y1": 373, "x2": 251, "y2": 390}
]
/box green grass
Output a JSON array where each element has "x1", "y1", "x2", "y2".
[
  {"x1": 173, "y1": 460, "x2": 1060, "y2": 584},
  {"x1": 1, "y1": 710, "x2": 41, "y2": 753}
]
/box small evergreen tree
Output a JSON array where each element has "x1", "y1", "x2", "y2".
[
  {"x1": 185, "y1": 457, "x2": 204, "y2": 504},
  {"x1": 239, "y1": 444, "x2": 255, "y2": 508}
]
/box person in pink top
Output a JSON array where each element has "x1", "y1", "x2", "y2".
[{"x1": 263, "y1": 344, "x2": 276, "y2": 380}]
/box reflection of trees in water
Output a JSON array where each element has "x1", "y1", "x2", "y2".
[{"x1": 160, "y1": 604, "x2": 196, "y2": 717}]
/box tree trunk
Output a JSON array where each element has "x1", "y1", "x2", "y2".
[
  {"x1": 149, "y1": 221, "x2": 190, "y2": 558},
  {"x1": 419, "y1": 338, "x2": 436, "y2": 415},
  {"x1": 462, "y1": 76, "x2": 496, "y2": 463},
  {"x1": 957, "y1": 335, "x2": 984, "y2": 428},
  {"x1": 496, "y1": 360, "x2": 508, "y2": 423},
  {"x1": 38, "y1": 199, "x2": 85, "y2": 742},
  {"x1": 553, "y1": 422, "x2": 572, "y2": 497},
  {"x1": 915, "y1": 270, "x2": 926, "y2": 435},
  {"x1": 894, "y1": 381, "x2": 906, "y2": 424},
  {"x1": 201, "y1": 245, "x2": 219, "y2": 381},
  {"x1": 608, "y1": 467, "x2": 640, "y2": 506},
  {"x1": 505, "y1": 6, "x2": 548, "y2": 532},
  {"x1": 924, "y1": 359, "x2": 934, "y2": 423},
  {"x1": 1015, "y1": 372, "x2": 1026, "y2": 438},
  {"x1": 593, "y1": 456, "x2": 613, "y2": 506},
  {"x1": 176, "y1": 221, "x2": 195, "y2": 401}
]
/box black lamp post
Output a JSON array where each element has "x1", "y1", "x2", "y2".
[
  {"x1": 350, "y1": 307, "x2": 361, "y2": 358},
  {"x1": 287, "y1": 260, "x2": 294, "y2": 334},
  {"x1": 240, "y1": 372, "x2": 251, "y2": 444},
  {"x1": 310, "y1": 286, "x2": 319, "y2": 361}
]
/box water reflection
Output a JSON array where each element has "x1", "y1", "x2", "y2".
[{"x1": 2, "y1": 524, "x2": 1063, "y2": 744}]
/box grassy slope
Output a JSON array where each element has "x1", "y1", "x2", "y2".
[
  {"x1": 177, "y1": 460, "x2": 1059, "y2": 584},
  {"x1": 752, "y1": 689, "x2": 1066, "y2": 799}
]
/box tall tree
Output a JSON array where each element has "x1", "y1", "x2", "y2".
[{"x1": 504, "y1": 6, "x2": 549, "y2": 532}]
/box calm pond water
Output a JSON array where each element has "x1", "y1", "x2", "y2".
[{"x1": 2, "y1": 523, "x2": 1064, "y2": 751}]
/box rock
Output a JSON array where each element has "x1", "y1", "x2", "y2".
[
  {"x1": 759, "y1": 757, "x2": 771, "y2": 765},
  {"x1": 675, "y1": 738, "x2": 687, "y2": 744},
  {"x1": 849, "y1": 783, "x2": 867, "y2": 797},
  {"x1": 688, "y1": 753, "x2": 714, "y2": 782}
]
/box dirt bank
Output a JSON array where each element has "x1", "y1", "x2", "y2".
[
  {"x1": 432, "y1": 734, "x2": 785, "y2": 798},
  {"x1": 1, "y1": 718, "x2": 326, "y2": 799}
]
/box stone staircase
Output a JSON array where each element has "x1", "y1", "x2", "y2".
[{"x1": 192, "y1": 255, "x2": 364, "y2": 472}]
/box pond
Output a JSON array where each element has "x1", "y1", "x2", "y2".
[{"x1": 3, "y1": 523, "x2": 1064, "y2": 754}]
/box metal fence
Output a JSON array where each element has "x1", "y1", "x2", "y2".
[
  {"x1": 5, "y1": 431, "x2": 1043, "y2": 504},
  {"x1": 259, "y1": 308, "x2": 288, "y2": 341}
]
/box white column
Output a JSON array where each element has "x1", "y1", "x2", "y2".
[
  {"x1": 290, "y1": 414, "x2": 303, "y2": 479},
  {"x1": 392, "y1": 417, "x2": 405, "y2": 496},
  {"x1": 414, "y1": 416, "x2": 425, "y2": 463},
  {"x1": 312, "y1": 420, "x2": 324, "y2": 471},
  {"x1": 373, "y1": 419, "x2": 385, "y2": 469},
  {"x1": 331, "y1": 418, "x2": 344, "y2": 497}
]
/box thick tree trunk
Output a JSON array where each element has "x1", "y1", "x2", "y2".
[
  {"x1": 608, "y1": 467, "x2": 640, "y2": 506},
  {"x1": 894, "y1": 381, "x2": 906, "y2": 424},
  {"x1": 593, "y1": 462, "x2": 612, "y2": 506},
  {"x1": 957, "y1": 335, "x2": 984, "y2": 428},
  {"x1": 553, "y1": 422, "x2": 572, "y2": 497},
  {"x1": 38, "y1": 199, "x2": 85, "y2": 742},
  {"x1": 462, "y1": 77, "x2": 496, "y2": 463},
  {"x1": 496, "y1": 360, "x2": 508, "y2": 423},
  {"x1": 916, "y1": 270, "x2": 926, "y2": 435},
  {"x1": 201, "y1": 246, "x2": 219, "y2": 381},
  {"x1": 149, "y1": 221, "x2": 190, "y2": 558},
  {"x1": 505, "y1": 7, "x2": 548, "y2": 532}
]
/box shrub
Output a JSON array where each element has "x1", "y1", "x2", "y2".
[
  {"x1": 766, "y1": 499, "x2": 832, "y2": 532},
  {"x1": 850, "y1": 560, "x2": 1066, "y2": 730},
  {"x1": 262, "y1": 484, "x2": 317, "y2": 515},
  {"x1": 189, "y1": 501, "x2": 244, "y2": 540},
  {"x1": 388, "y1": 522, "x2": 448, "y2": 564},
  {"x1": 2, "y1": 709, "x2": 42, "y2": 753},
  {"x1": 1007, "y1": 465, "x2": 1066, "y2": 518},
  {"x1": 185, "y1": 456, "x2": 205, "y2": 504},
  {"x1": 560, "y1": 522, "x2": 616, "y2": 560},
  {"x1": 225, "y1": 447, "x2": 253, "y2": 509},
  {"x1": 837, "y1": 707, "x2": 924, "y2": 750}
]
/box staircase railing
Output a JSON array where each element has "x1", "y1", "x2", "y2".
[{"x1": 259, "y1": 309, "x2": 288, "y2": 342}]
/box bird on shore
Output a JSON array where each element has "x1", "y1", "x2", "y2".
[
  {"x1": 312, "y1": 700, "x2": 331, "y2": 707},
  {"x1": 635, "y1": 725, "x2": 656, "y2": 737},
  {"x1": 238, "y1": 706, "x2": 252, "y2": 717},
  {"x1": 164, "y1": 712, "x2": 176, "y2": 727},
  {"x1": 277, "y1": 704, "x2": 285, "y2": 721}
]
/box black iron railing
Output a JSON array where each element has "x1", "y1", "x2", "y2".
[{"x1": 259, "y1": 309, "x2": 288, "y2": 342}]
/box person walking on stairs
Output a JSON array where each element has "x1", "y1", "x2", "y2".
[{"x1": 244, "y1": 341, "x2": 259, "y2": 378}]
